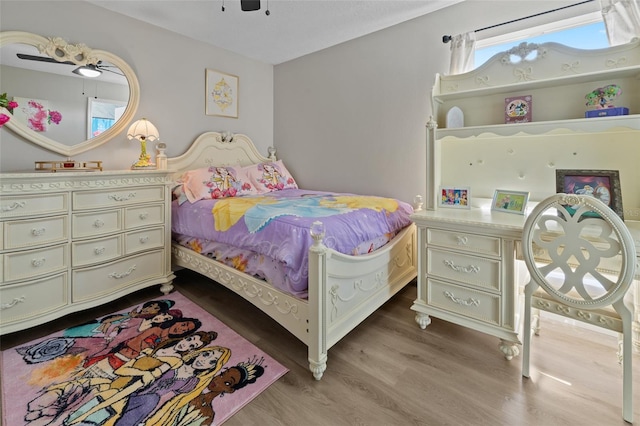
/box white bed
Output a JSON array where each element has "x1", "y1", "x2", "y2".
[{"x1": 167, "y1": 131, "x2": 417, "y2": 380}]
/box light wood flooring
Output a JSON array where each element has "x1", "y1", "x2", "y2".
[{"x1": 2, "y1": 268, "x2": 638, "y2": 425}]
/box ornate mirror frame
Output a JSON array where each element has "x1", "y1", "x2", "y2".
[{"x1": 0, "y1": 31, "x2": 140, "y2": 156}]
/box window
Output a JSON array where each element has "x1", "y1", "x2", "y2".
[{"x1": 475, "y1": 13, "x2": 609, "y2": 68}]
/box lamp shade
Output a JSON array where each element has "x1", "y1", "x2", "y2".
[{"x1": 127, "y1": 118, "x2": 159, "y2": 142}]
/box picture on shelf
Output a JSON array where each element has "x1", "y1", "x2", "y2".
[
  {"x1": 555, "y1": 169, "x2": 624, "y2": 220},
  {"x1": 439, "y1": 186, "x2": 470, "y2": 209},
  {"x1": 491, "y1": 190, "x2": 529, "y2": 215},
  {"x1": 504, "y1": 95, "x2": 532, "y2": 124}
]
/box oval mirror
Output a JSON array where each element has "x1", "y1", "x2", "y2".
[{"x1": 0, "y1": 31, "x2": 139, "y2": 156}]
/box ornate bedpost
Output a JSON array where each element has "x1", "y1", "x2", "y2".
[
  {"x1": 307, "y1": 221, "x2": 328, "y2": 380},
  {"x1": 267, "y1": 146, "x2": 277, "y2": 161},
  {"x1": 425, "y1": 116, "x2": 438, "y2": 211}
]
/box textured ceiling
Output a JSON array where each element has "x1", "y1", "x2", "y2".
[{"x1": 88, "y1": 0, "x2": 464, "y2": 64}]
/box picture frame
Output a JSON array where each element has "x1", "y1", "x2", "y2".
[
  {"x1": 555, "y1": 169, "x2": 624, "y2": 220},
  {"x1": 439, "y1": 186, "x2": 470, "y2": 209},
  {"x1": 491, "y1": 189, "x2": 529, "y2": 215},
  {"x1": 205, "y1": 69, "x2": 238, "y2": 118},
  {"x1": 504, "y1": 94, "x2": 532, "y2": 124}
]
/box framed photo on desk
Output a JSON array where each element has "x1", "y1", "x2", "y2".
[
  {"x1": 492, "y1": 189, "x2": 529, "y2": 215},
  {"x1": 555, "y1": 169, "x2": 623, "y2": 220}
]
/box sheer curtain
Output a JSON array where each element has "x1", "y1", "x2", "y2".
[
  {"x1": 448, "y1": 31, "x2": 476, "y2": 75},
  {"x1": 600, "y1": 0, "x2": 640, "y2": 45}
]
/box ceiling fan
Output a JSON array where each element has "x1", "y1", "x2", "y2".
[{"x1": 16, "y1": 53, "x2": 124, "y2": 77}]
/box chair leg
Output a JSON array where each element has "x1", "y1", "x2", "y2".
[
  {"x1": 522, "y1": 298, "x2": 532, "y2": 378},
  {"x1": 531, "y1": 307, "x2": 541, "y2": 336},
  {"x1": 622, "y1": 325, "x2": 633, "y2": 423}
]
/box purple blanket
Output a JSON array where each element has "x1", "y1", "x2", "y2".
[{"x1": 172, "y1": 189, "x2": 413, "y2": 296}]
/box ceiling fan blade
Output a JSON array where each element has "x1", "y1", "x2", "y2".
[
  {"x1": 17, "y1": 53, "x2": 75, "y2": 66},
  {"x1": 97, "y1": 66, "x2": 124, "y2": 76}
]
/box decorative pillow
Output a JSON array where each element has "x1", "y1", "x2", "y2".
[
  {"x1": 244, "y1": 160, "x2": 298, "y2": 193},
  {"x1": 180, "y1": 165, "x2": 258, "y2": 203}
]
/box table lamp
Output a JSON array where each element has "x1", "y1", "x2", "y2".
[{"x1": 127, "y1": 118, "x2": 159, "y2": 169}]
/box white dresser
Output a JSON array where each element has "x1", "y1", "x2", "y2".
[{"x1": 0, "y1": 170, "x2": 175, "y2": 335}]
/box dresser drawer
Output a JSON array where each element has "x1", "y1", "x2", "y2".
[
  {"x1": 427, "y1": 248, "x2": 501, "y2": 292},
  {"x1": 125, "y1": 203, "x2": 164, "y2": 229},
  {"x1": 427, "y1": 229, "x2": 501, "y2": 257},
  {"x1": 125, "y1": 227, "x2": 164, "y2": 255},
  {"x1": 73, "y1": 186, "x2": 165, "y2": 210},
  {"x1": 72, "y1": 234, "x2": 123, "y2": 267},
  {"x1": 4, "y1": 215, "x2": 68, "y2": 250},
  {"x1": 3, "y1": 244, "x2": 68, "y2": 282},
  {"x1": 72, "y1": 249, "x2": 165, "y2": 302},
  {"x1": 427, "y1": 278, "x2": 501, "y2": 326},
  {"x1": 72, "y1": 209, "x2": 122, "y2": 238},
  {"x1": 0, "y1": 193, "x2": 68, "y2": 219},
  {"x1": 0, "y1": 273, "x2": 68, "y2": 326}
]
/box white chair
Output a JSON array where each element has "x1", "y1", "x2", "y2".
[{"x1": 521, "y1": 193, "x2": 636, "y2": 423}]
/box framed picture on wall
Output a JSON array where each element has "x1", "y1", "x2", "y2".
[
  {"x1": 491, "y1": 189, "x2": 529, "y2": 215},
  {"x1": 205, "y1": 69, "x2": 239, "y2": 118},
  {"x1": 555, "y1": 169, "x2": 623, "y2": 219},
  {"x1": 439, "y1": 186, "x2": 470, "y2": 209}
]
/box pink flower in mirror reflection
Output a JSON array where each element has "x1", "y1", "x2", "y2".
[
  {"x1": 48, "y1": 110, "x2": 62, "y2": 125},
  {"x1": 0, "y1": 113, "x2": 10, "y2": 127}
]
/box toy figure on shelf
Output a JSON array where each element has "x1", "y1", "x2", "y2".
[{"x1": 585, "y1": 84, "x2": 622, "y2": 109}]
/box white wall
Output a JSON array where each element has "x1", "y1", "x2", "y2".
[
  {"x1": 274, "y1": 0, "x2": 601, "y2": 204},
  {"x1": 0, "y1": 0, "x2": 273, "y2": 171}
]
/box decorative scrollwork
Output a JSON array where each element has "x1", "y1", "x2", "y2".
[
  {"x1": 108, "y1": 192, "x2": 136, "y2": 202},
  {"x1": 108, "y1": 265, "x2": 136, "y2": 279},
  {"x1": 444, "y1": 291, "x2": 480, "y2": 307},
  {"x1": 1, "y1": 296, "x2": 26, "y2": 310},
  {"x1": 39, "y1": 37, "x2": 99, "y2": 65},
  {"x1": 2, "y1": 201, "x2": 26, "y2": 212},
  {"x1": 443, "y1": 259, "x2": 479, "y2": 274}
]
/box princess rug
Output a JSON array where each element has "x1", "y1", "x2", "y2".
[{"x1": 1, "y1": 291, "x2": 288, "y2": 426}]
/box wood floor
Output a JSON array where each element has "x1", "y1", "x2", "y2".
[{"x1": 2, "y1": 268, "x2": 638, "y2": 425}]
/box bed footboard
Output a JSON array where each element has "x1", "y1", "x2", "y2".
[{"x1": 307, "y1": 223, "x2": 417, "y2": 380}]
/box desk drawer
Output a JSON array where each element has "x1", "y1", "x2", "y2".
[
  {"x1": 427, "y1": 229, "x2": 501, "y2": 257},
  {"x1": 4, "y1": 215, "x2": 68, "y2": 250},
  {"x1": 0, "y1": 273, "x2": 68, "y2": 326},
  {"x1": 72, "y1": 234, "x2": 123, "y2": 267},
  {"x1": 4, "y1": 244, "x2": 68, "y2": 282},
  {"x1": 0, "y1": 193, "x2": 68, "y2": 219},
  {"x1": 73, "y1": 210, "x2": 122, "y2": 238},
  {"x1": 72, "y1": 249, "x2": 164, "y2": 302},
  {"x1": 428, "y1": 248, "x2": 501, "y2": 292},
  {"x1": 125, "y1": 204, "x2": 164, "y2": 229},
  {"x1": 125, "y1": 227, "x2": 164, "y2": 255},
  {"x1": 73, "y1": 186, "x2": 164, "y2": 210},
  {"x1": 427, "y1": 278, "x2": 500, "y2": 326}
]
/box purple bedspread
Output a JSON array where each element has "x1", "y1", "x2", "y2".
[{"x1": 172, "y1": 188, "x2": 413, "y2": 296}]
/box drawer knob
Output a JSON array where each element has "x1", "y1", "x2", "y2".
[
  {"x1": 139, "y1": 236, "x2": 149, "y2": 244},
  {"x1": 1, "y1": 201, "x2": 26, "y2": 212},
  {"x1": 444, "y1": 290, "x2": 480, "y2": 307},
  {"x1": 456, "y1": 236, "x2": 468, "y2": 245},
  {"x1": 108, "y1": 265, "x2": 136, "y2": 279},
  {"x1": 94, "y1": 247, "x2": 106, "y2": 255},
  {"x1": 93, "y1": 219, "x2": 105, "y2": 228},
  {"x1": 31, "y1": 227, "x2": 46, "y2": 236},
  {"x1": 31, "y1": 258, "x2": 46, "y2": 267},
  {"x1": 108, "y1": 192, "x2": 136, "y2": 202},
  {"x1": 443, "y1": 259, "x2": 480, "y2": 274},
  {"x1": 1, "y1": 295, "x2": 26, "y2": 310},
  {"x1": 139, "y1": 212, "x2": 149, "y2": 220}
]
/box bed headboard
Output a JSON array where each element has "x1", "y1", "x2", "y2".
[{"x1": 167, "y1": 132, "x2": 275, "y2": 178}]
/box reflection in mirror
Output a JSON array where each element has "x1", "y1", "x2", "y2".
[{"x1": 0, "y1": 31, "x2": 139, "y2": 156}]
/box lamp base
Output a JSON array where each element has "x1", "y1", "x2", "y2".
[{"x1": 131, "y1": 154, "x2": 156, "y2": 170}]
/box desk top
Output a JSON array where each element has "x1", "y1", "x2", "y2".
[{"x1": 411, "y1": 207, "x2": 640, "y2": 254}]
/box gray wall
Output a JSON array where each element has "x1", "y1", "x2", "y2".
[{"x1": 0, "y1": 0, "x2": 273, "y2": 170}]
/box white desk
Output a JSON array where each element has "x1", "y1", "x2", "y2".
[{"x1": 410, "y1": 207, "x2": 640, "y2": 359}]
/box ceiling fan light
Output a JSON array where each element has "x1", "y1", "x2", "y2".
[{"x1": 73, "y1": 65, "x2": 102, "y2": 78}]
